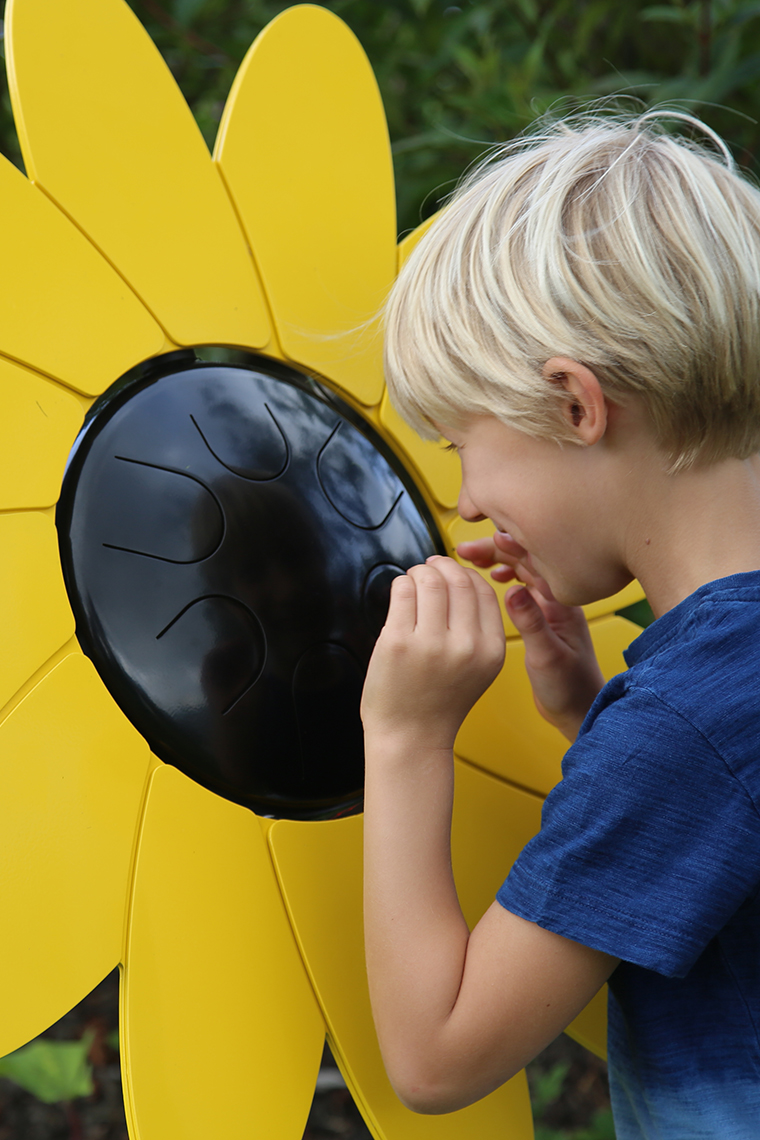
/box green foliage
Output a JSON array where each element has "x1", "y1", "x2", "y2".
[
  {"x1": 0, "y1": 1032, "x2": 95, "y2": 1104},
  {"x1": 573, "y1": 1109, "x2": 617, "y2": 1140},
  {"x1": 530, "y1": 1059, "x2": 571, "y2": 1117},
  {"x1": 529, "y1": 1058, "x2": 617, "y2": 1139},
  {"x1": 534, "y1": 1107, "x2": 617, "y2": 1139},
  {"x1": 2, "y1": 0, "x2": 760, "y2": 231},
  {"x1": 617, "y1": 598, "x2": 656, "y2": 628}
]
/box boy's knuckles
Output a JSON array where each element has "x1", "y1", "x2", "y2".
[
  {"x1": 390, "y1": 575, "x2": 415, "y2": 598},
  {"x1": 448, "y1": 576, "x2": 476, "y2": 595},
  {"x1": 450, "y1": 635, "x2": 476, "y2": 660},
  {"x1": 512, "y1": 606, "x2": 547, "y2": 636},
  {"x1": 409, "y1": 563, "x2": 442, "y2": 582}
]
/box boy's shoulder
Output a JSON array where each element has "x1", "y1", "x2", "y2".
[
  {"x1": 499, "y1": 571, "x2": 760, "y2": 979},
  {"x1": 591, "y1": 569, "x2": 760, "y2": 790}
]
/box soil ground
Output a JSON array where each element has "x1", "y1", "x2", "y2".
[{"x1": 0, "y1": 971, "x2": 610, "y2": 1139}]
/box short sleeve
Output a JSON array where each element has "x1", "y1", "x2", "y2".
[{"x1": 497, "y1": 684, "x2": 760, "y2": 977}]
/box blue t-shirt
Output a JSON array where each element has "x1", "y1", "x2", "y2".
[{"x1": 497, "y1": 571, "x2": 760, "y2": 1139}]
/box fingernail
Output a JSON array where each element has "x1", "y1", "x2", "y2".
[{"x1": 509, "y1": 587, "x2": 531, "y2": 608}]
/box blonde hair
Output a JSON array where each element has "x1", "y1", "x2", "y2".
[{"x1": 384, "y1": 111, "x2": 760, "y2": 470}]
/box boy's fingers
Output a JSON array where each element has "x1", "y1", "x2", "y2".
[
  {"x1": 456, "y1": 537, "x2": 498, "y2": 567},
  {"x1": 474, "y1": 575, "x2": 507, "y2": 639},
  {"x1": 505, "y1": 585, "x2": 559, "y2": 661},
  {"x1": 383, "y1": 572, "x2": 417, "y2": 633},
  {"x1": 406, "y1": 563, "x2": 449, "y2": 633},
  {"x1": 428, "y1": 557, "x2": 505, "y2": 652},
  {"x1": 490, "y1": 564, "x2": 518, "y2": 584},
  {"x1": 492, "y1": 532, "x2": 529, "y2": 560},
  {"x1": 424, "y1": 556, "x2": 480, "y2": 630},
  {"x1": 458, "y1": 533, "x2": 529, "y2": 569}
]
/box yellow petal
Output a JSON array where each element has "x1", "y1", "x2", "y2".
[
  {"x1": 397, "y1": 213, "x2": 442, "y2": 272},
  {"x1": 269, "y1": 811, "x2": 534, "y2": 1138},
  {"x1": 216, "y1": 5, "x2": 396, "y2": 406},
  {"x1": 0, "y1": 361, "x2": 83, "y2": 509},
  {"x1": 0, "y1": 154, "x2": 162, "y2": 396},
  {"x1": 565, "y1": 987, "x2": 608, "y2": 1059},
  {"x1": 451, "y1": 757, "x2": 543, "y2": 925},
  {"x1": 122, "y1": 765, "x2": 324, "y2": 1140},
  {"x1": 0, "y1": 512, "x2": 75, "y2": 712},
  {"x1": 452, "y1": 758, "x2": 606, "y2": 1059},
  {"x1": 446, "y1": 526, "x2": 643, "y2": 800},
  {"x1": 378, "y1": 390, "x2": 460, "y2": 510},
  {"x1": 591, "y1": 613, "x2": 643, "y2": 679},
  {"x1": 456, "y1": 638, "x2": 565, "y2": 797},
  {"x1": 6, "y1": 0, "x2": 270, "y2": 351},
  {"x1": 456, "y1": 614, "x2": 639, "y2": 797},
  {"x1": 0, "y1": 653, "x2": 150, "y2": 1056}
]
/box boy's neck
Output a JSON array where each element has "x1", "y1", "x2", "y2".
[{"x1": 622, "y1": 451, "x2": 760, "y2": 619}]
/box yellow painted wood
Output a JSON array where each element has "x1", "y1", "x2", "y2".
[
  {"x1": 0, "y1": 361, "x2": 83, "y2": 509},
  {"x1": 215, "y1": 4, "x2": 396, "y2": 406},
  {"x1": 0, "y1": 152, "x2": 162, "y2": 396},
  {"x1": 564, "y1": 986, "x2": 608, "y2": 1059},
  {"x1": 379, "y1": 390, "x2": 461, "y2": 509},
  {"x1": 456, "y1": 615, "x2": 641, "y2": 797},
  {"x1": 591, "y1": 614, "x2": 643, "y2": 682},
  {"x1": 451, "y1": 759, "x2": 606, "y2": 1059},
  {"x1": 451, "y1": 758, "x2": 544, "y2": 929},
  {"x1": 122, "y1": 765, "x2": 324, "y2": 1140},
  {"x1": 397, "y1": 211, "x2": 442, "y2": 271},
  {"x1": 0, "y1": 653, "x2": 150, "y2": 1056},
  {"x1": 269, "y1": 809, "x2": 534, "y2": 1139},
  {"x1": 0, "y1": 513, "x2": 75, "y2": 714},
  {"x1": 6, "y1": 0, "x2": 270, "y2": 352}
]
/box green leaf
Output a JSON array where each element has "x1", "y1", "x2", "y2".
[
  {"x1": 616, "y1": 598, "x2": 655, "y2": 628},
  {"x1": 641, "y1": 5, "x2": 694, "y2": 22},
  {"x1": 573, "y1": 1107, "x2": 617, "y2": 1140},
  {"x1": 530, "y1": 1059, "x2": 570, "y2": 1117},
  {"x1": 0, "y1": 1032, "x2": 95, "y2": 1104},
  {"x1": 171, "y1": 0, "x2": 211, "y2": 27}
]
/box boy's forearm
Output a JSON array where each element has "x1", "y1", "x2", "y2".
[{"x1": 363, "y1": 733, "x2": 471, "y2": 1106}]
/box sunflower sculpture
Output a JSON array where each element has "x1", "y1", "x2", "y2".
[{"x1": 0, "y1": 1, "x2": 645, "y2": 1137}]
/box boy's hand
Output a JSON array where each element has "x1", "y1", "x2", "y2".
[
  {"x1": 361, "y1": 557, "x2": 506, "y2": 752},
  {"x1": 457, "y1": 532, "x2": 605, "y2": 742}
]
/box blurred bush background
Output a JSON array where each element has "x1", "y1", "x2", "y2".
[
  {"x1": 0, "y1": 2, "x2": 742, "y2": 1134},
  {"x1": 1, "y1": 0, "x2": 760, "y2": 235}
]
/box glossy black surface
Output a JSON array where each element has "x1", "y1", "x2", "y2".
[{"x1": 58, "y1": 355, "x2": 442, "y2": 818}]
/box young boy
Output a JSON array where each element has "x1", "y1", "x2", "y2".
[{"x1": 360, "y1": 112, "x2": 760, "y2": 1139}]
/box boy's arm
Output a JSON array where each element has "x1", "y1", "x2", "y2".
[{"x1": 362, "y1": 558, "x2": 617, "y2": 1114}]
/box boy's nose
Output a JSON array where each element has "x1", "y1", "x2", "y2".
[{"x1": 457, "y1": 485, "x2": 487, "y2": 523}]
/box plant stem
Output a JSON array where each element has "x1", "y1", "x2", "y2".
[{"x1": 63, "y1": 1101, "x2": 83, "y2": 1140}]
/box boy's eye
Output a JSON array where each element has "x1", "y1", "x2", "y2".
[{"x1": 442, "y1": 441, "x2": 459, "y2": 453}]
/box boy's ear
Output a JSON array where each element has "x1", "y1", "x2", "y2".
[{"x1": 542, "y1": 357, "x2": 607, "y2": 445}]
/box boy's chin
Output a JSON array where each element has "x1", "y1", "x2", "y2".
[
  {"x1": 550, "y1": 585, "x2": 595, "y2": 608},
  {"x1": 551, "y1": 572, "x2": 634, "y2": 609}
]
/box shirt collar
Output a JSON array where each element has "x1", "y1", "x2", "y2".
[{"x1": 623, "y1": 569, "x2": 760, "y2": 668}]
